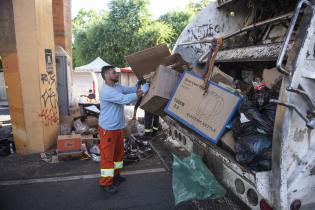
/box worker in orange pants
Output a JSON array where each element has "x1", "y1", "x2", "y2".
[
  {"x1": 98, "y1": 65, "x2": 146, "y2": 194},
  {"x1": 99, "y1": 128, "x2": 124, "y2": 186}
]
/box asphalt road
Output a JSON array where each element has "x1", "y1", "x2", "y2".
[{"x1": 0, "y1": 171, "x2": 194, "y2": 210}]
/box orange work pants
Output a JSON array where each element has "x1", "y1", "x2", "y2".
[{"x1": 99, "y1": 127, "x2": 124, "y2": 186}]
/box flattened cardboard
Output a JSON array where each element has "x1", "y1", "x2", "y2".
[
  {"x1": 140, "y1": 65, "x2": 180, "y2": 115},
  {"x1": 125, "y1": 44, "x2": 170, "y2": 79},
  {"x1": 165, "y1": 72, "x2": 242, "y2": 144}
]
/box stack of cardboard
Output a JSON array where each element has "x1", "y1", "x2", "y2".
[{"x1": 126, "y1": 45, "x2": 185, "y2": 115}]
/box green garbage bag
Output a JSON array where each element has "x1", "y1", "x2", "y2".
[{"x1": 172, "y1": 153, "x2": 226, "y2": 205}]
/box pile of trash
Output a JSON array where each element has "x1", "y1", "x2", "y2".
[
  {"x1": 231, "y1": 77, "x2": 278, "y2": 171},
  {"x1": 53, "y1": 103, "x2": 153, "y2": 164},
  {"x1": 124, "y1": 135, "x2": 154, "y2": 164}
]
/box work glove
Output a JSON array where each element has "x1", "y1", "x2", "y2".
[{"x1": 141, "y1": 83, "x2": 150, "y2": 93}]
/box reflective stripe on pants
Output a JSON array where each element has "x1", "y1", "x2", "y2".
[{"x1": 100, "y1": 168, "x2": 114, "y2": 177}]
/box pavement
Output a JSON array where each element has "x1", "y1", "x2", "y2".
[{"x1": 0, "y1": 105, "x2": 247, "y2": 210}]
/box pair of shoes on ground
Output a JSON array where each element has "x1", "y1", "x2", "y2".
[{"x1": 102, "y1": 174, "x2": 126, "y2": 194}]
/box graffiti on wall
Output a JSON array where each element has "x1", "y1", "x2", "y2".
[{"x1": 38, "y1": 73, "x2": 59, "y2": 126}]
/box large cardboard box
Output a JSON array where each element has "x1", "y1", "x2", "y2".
[
  {"x1": 125, "y1": 44, "x2": 171, "y2": 79},
  {"x1": 165, "y1": 72, "x2": 242, "y2": 144},
  {"x1": 140, "y1": 65, "x2": 180, "y2": 115}
]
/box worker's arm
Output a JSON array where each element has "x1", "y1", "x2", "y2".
[
  {"x1": 101, "y1": 88, "x2": 142, "y2": 105},
  {"x1": 121, "y1": 85, "x2": 137, "y2": 94}
]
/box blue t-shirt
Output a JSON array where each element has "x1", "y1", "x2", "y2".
[{"x1": 99, "y1": 84, "x2": 138, "y2": 130}]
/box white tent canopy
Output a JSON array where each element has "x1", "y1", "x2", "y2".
[{"x1": 74, "y1": 57, "x2": 112, "y2": 73}]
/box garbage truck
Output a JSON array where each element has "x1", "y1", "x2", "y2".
[{"x1": 163, "y1": 0, "x2": 315, "y2": 209}]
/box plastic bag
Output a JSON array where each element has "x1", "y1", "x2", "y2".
[
  {"x1": 232, "y1": 92, "x2": 276, "y2": 171},
  {"x1": 172, "y1": 153, "x2": 226, "y2": 205},
  {"x1": 235, "y1": 134, "x2": 272, "y2": 164},
  {"x1": 73, "y1": 119, "x2": 89, "y2": 134},
  {"x1": 239, "y1": 97, "x2": 276, "y2": 135}
]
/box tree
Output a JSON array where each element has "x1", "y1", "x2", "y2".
[
  {"x1": 72, "y1": 0, "x2": 174, "y2": 67},
  {"x1": 72, "y1": 0, "x2": 208, "y2": 67},
  {"x1": 187, "y1": 0, "x2": 209, "y2": 14},
  {"x1": 158, "y1": 11, "x2": 192, "y2": 48},
  {"x1": 158, "y1": 0, "x2": 209, "y2": 48},
  {"x1": 72, "y1": 9, "x2": 103, "y2": 36}
]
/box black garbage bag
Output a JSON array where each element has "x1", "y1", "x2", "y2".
[
  {"x1": 0, "y1": 139, "x2": 11, "y2": 157},
  {"x1": 235, "y1": 134, "x2": 272, "y2": 164},
  {"x1": 232, "y1": 86, "x2": 277, "y2": 171},
  {"x1": 239, "y1": 97, "x2": 276, "y2": 135}
]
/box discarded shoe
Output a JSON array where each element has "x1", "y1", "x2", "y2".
[
  {"x1": 102, "y1": 184, "x2": 118, "y2": 194},
  {"x1": 114, "y1": 174, "x2": 126, "y2": 184}
]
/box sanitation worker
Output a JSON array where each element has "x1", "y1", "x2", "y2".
[{"x1": 98, "y1": 65, "x2": 148, "y2": 194}]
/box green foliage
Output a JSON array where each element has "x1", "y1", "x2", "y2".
[
  {"x1": 72, "y1": 0, "x2": 209, "y2": 67},
  {"x1": 187, "y1": 0, "x2": 209, "y2": 14},
  {"x1": 158, "y1": 10, "x2": 192, "y2": 48}
]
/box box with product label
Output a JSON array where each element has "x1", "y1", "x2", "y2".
[
  {"x1": 140, "y1": 65, "x2": 181, "y2": 115},
  {"x1": 164, "y1": 71, "x2": 242, "y2": 144},
  {"x1": 57, "y1": 134, "x2": 82, "y2": 154}
]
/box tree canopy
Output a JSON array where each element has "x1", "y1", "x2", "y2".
[{"x1": 72, "y1": 0, "x2": 208, "y2": 67}]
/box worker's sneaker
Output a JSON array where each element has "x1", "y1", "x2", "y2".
[
  {"x1": 102, "y1": 184, "x2": 118, "y2": 194},
  {"x1": 114, "y1": 174, "x2": 126, "y2": 184}
]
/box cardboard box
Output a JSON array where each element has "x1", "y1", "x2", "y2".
[
  {"x1": 164, "y1": 72, "x2": 242, "y2": 144},
  {"x1": 220, "y1": 131, "x2": 236, "y2": 153},
  {"x1": 57, "y1": 134, "x2": 82, "y2": 153},
  {"x1": 125, "y1": 44, "x2": 171, "y2": 79},
  {"x1": 211, "y1": 67, "x2": 234, "y2": 87},
  {"x1": 140, "y1": 65, "x2": 180, "y2": 115},
  {"x1": 263, "y1": 68, "x2": 283, "y2": 89}
]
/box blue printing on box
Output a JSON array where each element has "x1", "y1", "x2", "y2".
[{"x1": 164, "y1": 70, "x2": 243, "y2": 144}]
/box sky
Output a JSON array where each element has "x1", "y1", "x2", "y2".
[{"x1": 71, "y1": 0, "x2": 192, "y2": 19}]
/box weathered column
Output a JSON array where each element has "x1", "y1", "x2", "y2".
[
  {"x1": 52, "y1": 0, "x2": 72, "y2": 56},
  {"x1": 0, "y1": 0, "x2": 59, "y2": 154}
]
